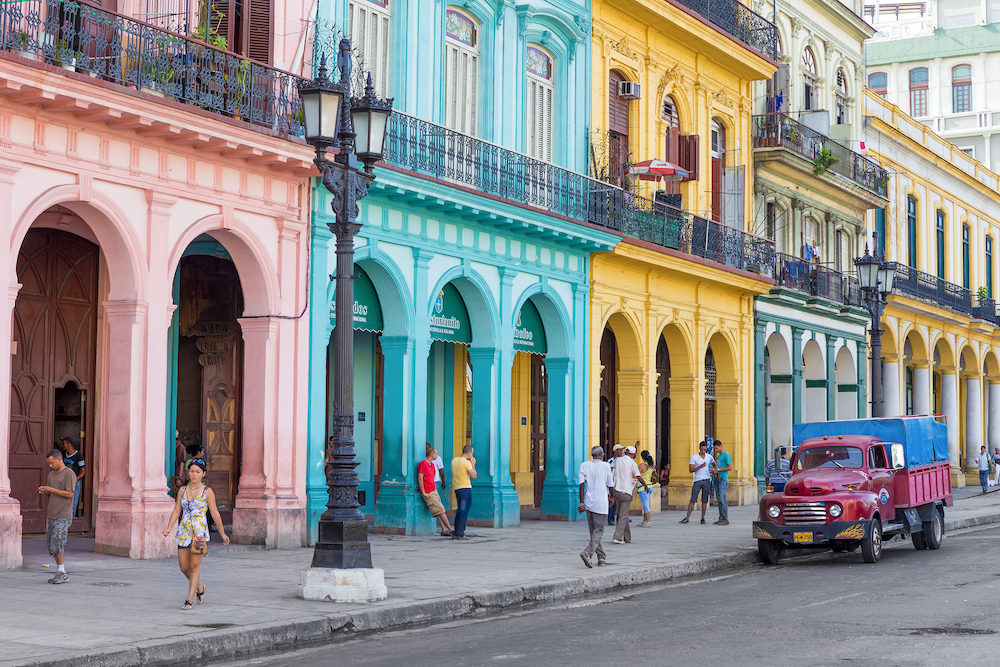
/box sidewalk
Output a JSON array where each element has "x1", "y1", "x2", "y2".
[{"x1": 5, "y1": 490, "x2": 1000, "y2": 667}]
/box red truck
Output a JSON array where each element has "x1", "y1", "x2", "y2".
[{"x1": 753, "y1": 416, "x2": 952, "y2": 564}]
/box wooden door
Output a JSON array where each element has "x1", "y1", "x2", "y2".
[
  {"x1": 530, "y1": 355, "x2": 547, "y2": 507},
  {"x1": 655, "y1": 337, "x2": 671, "y2": 469},
  {"x1": 11, "y1": 230, "x2": 98, "y2": 534},
  {"x1": 599, "y1": 328, "x2": 617, "y2": 452},
  {"x1": 374, "y1": 338, "x2": 384, "y2": 499}
]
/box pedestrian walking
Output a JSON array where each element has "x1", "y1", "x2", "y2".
[
  {"x1": 637, "y1": 450, "x2": 656, "y2": 527},
  {"x1": 162, "y1": 458, "x2": 229, "y2": 610},
  {"x1": 976, "y1": 445, "x2": 991, "y2": 494},
  {"x1": 39, "y1": 449, "x2": 76, "y2": 584},
  {"x1": 418, "y1": 448, "x2": 453, "y2": 536},
  {"x1": 612, "y1": 445, "x2": 648, "y2": 544},
  {"x1": 607, "y1": 444, "x2": 623, "y2": 525},
  {"x1": 451, "y1": 445, "x2": 476, "y2": 540},
  {"x1": 679, "y1": 441, "x2": 714, "y2": 524},
  {"x1": 993, "y1": 448, "x2": 1000, "y2": 486},
  {"x1": 763, "y1": 447, "x2": 791, "y2": 492},
  {"x1": 711, "y1": 440, "x2": 732, "y2": 525},
  {"x1": 60, "y1": 436, "x2": 85, "y2": 518},
  {"x1": 577, "y1": 446, "x2": 614, "y2": 568}
]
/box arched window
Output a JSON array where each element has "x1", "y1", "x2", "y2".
[
  {"x1": 909, "y1": 67, "x2": 928, "y2": 117},
  {"x1": 907, "y1": 195, "x2": 918, "y2": 268},
  {"x1": 868, "y1": 72, "x2": 888, "y2": 98},
  {"x1": 444, "y1": 8, "x2": 479, "y2": 135},
  {"x1": 952, "y1": 64, "x2": 972, "y2": 113},
  {"x1": 835, "y1": 68, "x2": 849, "y2": 125},
  {"x1": 963, "y1": 224, "x2": 971, "y2": 289},
  {"x1": 935, "y1": 210, "x2": 945, "y2": 279},
  {"x1": 349, "y1": 0, "x2": 391, "y2": 98},
  {"x1": 802, "y1": 47, "x2": 817, "y2": 111},
  {"x1": 662, "y1": 95, "x2": 684, "y2": 196},
  {"x1": 525, "y1": 45, "x2": 553, "y2": 162}
]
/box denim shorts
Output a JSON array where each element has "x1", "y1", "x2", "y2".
[{"x1": 690, "y1": 479, "x2": 712, "y2": 503}]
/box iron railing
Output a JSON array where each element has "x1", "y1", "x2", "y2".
[
  {"x1": 774, "y1": 253, "x2": 861, "y2": 306},
  {"x1": 384, "y1": 112, "x2": 775, "y2": 277},
  {"x1": 973, "y1": 296, "x2": 1000, "y2": 326},
  {"x1": 0, "y1": 0, "x2": 303, "y2": 136},
  {"x1": 673, "y1": 0, "x2": 779, "y2": 60},
  {"x1": 753, "y1": 113, "x2": 889, "y2": 197},
  {"x1": 890, "y1": 263, "x2": 974, "y2": 315}
]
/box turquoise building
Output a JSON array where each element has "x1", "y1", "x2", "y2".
[{"x1": 306, "y1": 0, "x2": 619, "y2": 538}]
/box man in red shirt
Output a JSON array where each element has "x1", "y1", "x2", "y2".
[{"x1": 418, "y1": 448, "x2": 454, "y2": 536}]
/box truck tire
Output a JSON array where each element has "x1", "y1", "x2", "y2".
[
  {"x1": 861, "y1": 518, "x2": 882, "y2": 563},
  {"x1": 912, "y1": 528, "x2": 928, "y2": 550},
  {"x1": 758, "y1": 539, "x2": 781, "y2": 565},
  {"x1": 923, "y1": 508, "x2": 944, "y2": 550}
]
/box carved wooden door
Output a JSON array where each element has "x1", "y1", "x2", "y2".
[{"x1": 10, "y1": 230, "x2": 98, "y2": 533}]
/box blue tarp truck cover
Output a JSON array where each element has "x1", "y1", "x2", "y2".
[{"x1": 791, "y1": 417, "x2": 948, "y2": 468}]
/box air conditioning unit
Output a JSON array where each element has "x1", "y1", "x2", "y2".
[{"x1": 619, "y1": 81, "x2": 641, "y2": 100}]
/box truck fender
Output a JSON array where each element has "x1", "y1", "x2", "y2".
[
  {"x1": 916, "y1": 501, "x2": 943, "y2": 523},
  {"x1": 897, "y1": 507, "x2": 923, "y2": 532}
]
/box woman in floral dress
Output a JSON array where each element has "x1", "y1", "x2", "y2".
[{"x1": 163, "y1": 459, "x2": 229, "y2": 609}]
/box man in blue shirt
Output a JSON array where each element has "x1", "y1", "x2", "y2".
[
  {"x1": 764, "y1": 447, "x2": 792, "y2": 492},
  {"x1": 711, "y1": 441, "x2": 732, "y2": 525}
]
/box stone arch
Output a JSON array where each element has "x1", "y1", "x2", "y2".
[
  {"x1": 932, "y1": 334, "x2": 955, "y2": 368},
  {"x1": 427, "y1": 267, "x2": 499, "y2": 349},
  {"x1": 835, "y1": 345, "x2": 858, "y2": 419},
  {"x1": 984, "y1": 349, "x2": 1000, "y2": 380},
  {"x1": 353, "y1": 250, "x2": 413, "y2": 338},
  {"x1": 801, "y1": 339, "x2": 826, "y2": 422},
  {"x1": 511, "y1": 283, "x2": 573, "y2": 360},
  {"x1": 765, "y1": 331, "x2": 793, "y2": 452},
  {"x1": 960, "y1": 344, "x2": 978, "y2": 374},
  {"x1": 707, "y1": 331, "x2": 739, "y2": 451}
]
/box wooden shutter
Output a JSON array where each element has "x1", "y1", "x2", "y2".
[
  {"x1": 208, "y1": 0, "x2": 235, "y2": 50},
  {"x1": 678, "y1": 134, "x2": 699, "y2": 182},
  {"x1": 445, "y1": 40, "x2": 478, "y2": 135},
  {"x1": 527, "y1": 73, "x2": 553, "y2": 162},
  {"x1": 349, "y1": 0, "x2": 391, "y2": 98},
  {"x1": 665, "y1": 127, "x2": 679, "y2": 164},
  {"x1": 608, "y1": 70, "x2": 628, "y2": 135},
  {"x1": 245, "y1": 0, "x2": 272, "y2": 64}
]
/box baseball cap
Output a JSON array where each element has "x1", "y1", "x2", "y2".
[
  {"x1": 624, "y1": 446, "x2": 636, "y2": 454},
  {"x1": 612, "y1": 444, "x2": 624, "y2": 451}
]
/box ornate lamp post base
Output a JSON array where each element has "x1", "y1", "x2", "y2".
[{"x1": 299, "y1": 567, "x2": 387, "y2": 602}]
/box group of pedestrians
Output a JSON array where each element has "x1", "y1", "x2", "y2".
[
  {"x1": 973, "y1": 445, "x2": 1000, "y2": 493},
  {"x1": 679, "y1": 440, "x2": 731, "y2": 525},
  {"x1": 418, "y1": 443, "x2": 477, "y2": 540}
]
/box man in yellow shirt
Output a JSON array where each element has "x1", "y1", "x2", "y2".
[{"x1": 450, "y1": 445, "x2": 477, "y2": 540}]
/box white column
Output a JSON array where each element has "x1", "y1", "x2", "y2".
[
  {"x1": 890, "y1": 63, "x2": 900, "y2": 107},
  {"x1": 979, "y1": 53, "x2": 988, "y2": 112},
  {"x1": 913, "y1": 363, "x2": 931, "y2": 415},
  {"x1": 931, "y1": 57, "x2": 943, "y2": 118},
  {"x1": 942, "y1": 368, "x2": 960, "y2": 466},
  {"x1": 883, "y1": 359, "x2": 901, "y2": 417},
  {"x1": 988, "y1": 381, "x2": 1000, "y2": 452},
  {"x1": 966, "y1": 373, "x2": 984, "y2": 471}
]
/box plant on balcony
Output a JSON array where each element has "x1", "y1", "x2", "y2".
[
  {"x1": 53, "y1": 40, "x2": 79, "y2": 70},
  {"x1": 877, "y1": 172, "x2": 890, "y2": 189},
  {"x1": 8, "y1": 30, "x2": 32, "y2": 56},
  {"x1": 192, "y1": 3, "x2": 229, "y2": 50},
  {"x1": 785, "y1": 126, "x2": 800, "y2": 144},
  {"x1": 813, "y1": 148, "x2": 840, "y2": 176}
]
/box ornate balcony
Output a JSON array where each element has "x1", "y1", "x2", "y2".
[
  {"x1": 888, "y1": 263, "x2": 987, "y2": 319},
  {"x1": 0, "y1": 0, "x2": 303, "y2": 138},
  {"x1": 383, "y1": 112, "x2": 775, "y2": 277},
  {"x1": 753, "y1": 113, "x2": 889, "y2": 199},
  {"x1": 672, "y1": 0, "x2": 779, "y2": 60},
  {"x1": 774, "y1": 253, "x2": 861, "y2": 307}
]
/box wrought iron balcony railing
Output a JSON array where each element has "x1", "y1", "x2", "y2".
[
  {"x1": 889, "y1": 263, "x2": 975, "y2": 315},
  {"x1": 0, "y1": 0, "x2": 303, "y2": 136},
  {"x1": 774, "y1": 253, "x2": 861, "y2": 307},
  {"x1": 753, "y1": 113, "x2": 889, "y2": 198},
  {"x1": 672, "y1": 0, "x2": 779, "y2": 60},
  {"x1": 384, "y1": 112, "x2": 776, "y2": 278}
]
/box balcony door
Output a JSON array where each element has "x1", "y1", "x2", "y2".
[
  {"x1": 206, "y1": 0, "x2": 272, "y2": 63},
  {"x1": 608, "y1": 70, "x2": 629, "y2": 188}
]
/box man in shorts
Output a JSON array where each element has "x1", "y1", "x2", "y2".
[
  {"x1": 39, "y1": 449, "x2": 77, "y2": 583},
  {"x1": 679, "y1": 441, "x2": 714, "y2": 524},
  {"x1": 418, "y1": 448, "x2": 454, "y2": 536}
]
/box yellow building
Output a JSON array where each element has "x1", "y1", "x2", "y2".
[
  {"x1": 864, "y1": 89, "x2": 1000, "y2": 487},
  {"x1": 590, "y1": 0, "x2": 778, "y2": 505}
]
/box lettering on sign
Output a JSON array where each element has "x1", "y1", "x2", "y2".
[
  {"x1": 513, "y1": 313, "x2": 535, "y2": 348},
  {"x1": 330, "y1": 300, "x2": 371, "y2": 324}
]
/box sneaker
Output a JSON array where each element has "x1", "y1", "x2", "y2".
[
  {"x1": 580, "y1": 551, "x2": 593, "y2": 568},
  {"x1": 48, "y1": 572, "x2": 68, "y2": 584},
  {"x1": 612, "y1": 539, "x2": 625, "y2": 544},
  {"x1": 718, "y1": 520, "x2": 729, "y2": 525},
  {"x1": 679, "y1": 518, "x2": 689, "y2": 524},
  {"x1": 700, "y1": 518, "x2": 707, "y2": 524},
  {"x1": 597, "y1": 560, "x2": 606, "y2": 566}
]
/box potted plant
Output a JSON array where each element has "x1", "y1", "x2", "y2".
[
  {"x1": 10, "y1": 30, "x2": 34, "y2": 60},
  {"x1": 53, "y1": 40, "x2": 78, "y2": 72},
  {"x1": 813, "y1": 148, "x2": 840, "y2": 176}
]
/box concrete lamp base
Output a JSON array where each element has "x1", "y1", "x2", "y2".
[{"x1": 298, "y1": 567, "x2": 388, "y2": 602}]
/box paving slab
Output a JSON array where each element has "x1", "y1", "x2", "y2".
[{"x1": 4, "y1": 491, "x2": 1000, "y2": 667}]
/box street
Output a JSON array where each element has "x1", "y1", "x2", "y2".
[{"x1": 223, "y1": 524, "x2": 1000, "y2": 667}]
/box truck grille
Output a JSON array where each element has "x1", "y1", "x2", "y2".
[{"x1": 783, "y1": 501, "x2": 827, "y2": 524}]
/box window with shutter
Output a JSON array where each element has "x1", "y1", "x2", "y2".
[
  {"x1": 199, "y1": 0, "x2": 272, "y2": 63},
  {"x1": 678, "y1": 134, "x2": 699, "y2": 182},
  {"x1": 349, "y1": 0, "x2": 391, "y2": 99},
  {"x1": 526, "y1": 45, "x2": 554, "y2": 162},
  {"x1": 444, "y1": 8, "x2": 479, "y2": 136}
]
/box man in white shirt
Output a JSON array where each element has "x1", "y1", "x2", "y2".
[
  {"x1": 607, "y1": 444, "x2": 623, "y2": 526},
  {"x1": 426, "y1": 442, "x2": 446, "y2": 493},
  {"x1": 611, "y1": 445, "x2": 648, "y2": 544},
  {"x1": 975, "y1": 445, "x2": 991, "y2": 494},
  {"x1": 680, "y1": 441, "x2": 714, "y2": 524},
  {"x1": 578, "y1": 446, "x2": 614, "y2": 568}
]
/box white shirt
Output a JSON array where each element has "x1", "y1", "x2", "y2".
[
  {"x1": 579, "y1": 459, "x2": 614, "y2": 514},
  {"x1": 433, "y1": 456, "x2": 444, "y2": 483},
  {"x1": 613, "y1": 455, "x2": 641, "y2": 495},
  {"x1": 690, "y1": 453, "x2": 714, "y2": 482},
  {"x1": 976, "y1": 453, "x2": 991, "y2": 471}
]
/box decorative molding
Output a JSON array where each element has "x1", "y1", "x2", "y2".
[
  {"x1": 610, "y1": 35, "x2": 638, "y2": 62},
  {"x1": 656, "y1": 65, "x2": 681, "y2": 103}
]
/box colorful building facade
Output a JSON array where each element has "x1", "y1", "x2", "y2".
[{"x1": 589, "y1": 0, "x2": 778, "y2": 506}]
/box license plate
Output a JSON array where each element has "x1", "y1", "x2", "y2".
[{"x1": 794, "y1": 532, "x2": 813, "y2": 543}]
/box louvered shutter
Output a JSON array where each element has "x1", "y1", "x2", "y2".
[
  {"x1": 608, "y1": 71, "x2": 628, "y2": 135},
  {"x1": 445, "y1": 40, "x2": 478, "y2": 135},
  {"x1": 526, "y1": 68, "x2": 553, "y2": 162},
  {"x1": 208, "y1": 0, "x2": 234, "y2": 49},
  {"x1": 349, "y1": 0, "x2": 391, "y2": 98},
  {"x1": 246, "y1": 0, "x2": 272, "y2": 63},
  {"x1": 665, "y1": 127, "x2": 679, "y2": 164},
  {"x1": 678, "y1": 134, "x2": 699, "y2": 182}
]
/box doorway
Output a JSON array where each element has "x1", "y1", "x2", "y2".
[
  {"x1": 655, "y1": 336, "x2": 671, "y2": 469},
  {"x1": 599, "y1": 328, "x2": 617, "y2": 451},
  {"x1": 529, "y1": 355, "x2": 547, "y2": 507},
  {"x1": 704, "y1": 345, "x2": 717, "y2": 441},
  {"x1": 10, "y1": 229, "x2": 99, "y2": 534}
]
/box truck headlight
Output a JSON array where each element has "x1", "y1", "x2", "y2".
[
  {"x1": 767, "y1": 505, "x2": 781, "y2": 518},
  {"x1": 829, "y1": 504, "x2": 843, "y2": 518}
]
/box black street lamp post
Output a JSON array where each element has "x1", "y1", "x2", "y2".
[
  {"x1": 855, "y1": 234, "x2": 896, "y2": 418},
  {"x1": 300, "y1": 40, "x2": 393, "y2": 573}
]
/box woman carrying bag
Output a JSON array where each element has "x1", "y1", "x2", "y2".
[{"x1": 163, "y1": 458, "x2": 229, "y2": 609}]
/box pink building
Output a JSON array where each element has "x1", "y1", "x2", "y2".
[{"x1": 0, "y1": 0, "x2": 316, "y2": 568}]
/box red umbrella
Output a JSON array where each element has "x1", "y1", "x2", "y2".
[{"x1": 628, "y1": 158, "x2": 690, "y2": 182}]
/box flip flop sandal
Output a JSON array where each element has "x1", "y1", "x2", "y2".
[
  {"x1": 182, "y1": 600, "x2": 193, "y2": 610},
  {"x1": 197, "y1": 584, "x2": 206, "y2": 604}
]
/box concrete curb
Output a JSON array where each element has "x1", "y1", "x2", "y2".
[{"x1": 11, "y1": 510, "x2": 1000, "y2": 667}]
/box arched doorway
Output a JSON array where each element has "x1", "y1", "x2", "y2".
[
  {"x1": 802, "y1": 340, "x2": 826, "y2": 422},
  {"x1": 704, "y1": 345, "x2": 716, "y2": 440},
  {"x1": 835, "y1": 346, "x2": 858, "y2": 419},
  {"x1": 765, "y1": 332, "x2": 792, "y2": 453},
  {"x1": 510, "y1": 298, "x2": 548, "y2": 508},
  {"x1": 10, "y1": 226, "x2": 99, "y2": 533},
  {"x1": 655, "y1": 336, "x2": 670, "y2": 469},
  {"x1": 599, "y1": 327, "x2": 617, "y2": 451}
]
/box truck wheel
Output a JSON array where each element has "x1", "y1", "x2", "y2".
[
  {"x1": 912, "y1": 528, "x2": 928, "y2": 550},
  {"x1": 861, "y1": 518, "x2": 882, "y2": 563},
  {"x1": 923, "y1": 508, "x2": 944, "y2": 550},
  {"x1": 758, "y1": 539, "x2": 781, "y2": 565}
]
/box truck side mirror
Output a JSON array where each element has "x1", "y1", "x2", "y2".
[{"x1": 890, "y1": 443, "x2": 905, "y2": 469}]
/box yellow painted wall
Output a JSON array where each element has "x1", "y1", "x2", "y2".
[{"x1": 510, "y1": 351, "x2": 534, "y2": 505}]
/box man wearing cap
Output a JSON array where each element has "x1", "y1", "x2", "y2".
[
  {"x1": 680, "y1": 441, "x2": 714, "y2": 524},
  {"x1": 578, "y1": 446, "x2": 614, "y2": 567},
  {"x1": 607, "y1": 444, "x2": 624, "y2": 525},
  {"x1": 764, "y1": 447, "x2": 791, "y2": 492},
  {"x1": 611, "y1": 445, "x2": 648, "y2": 544}
]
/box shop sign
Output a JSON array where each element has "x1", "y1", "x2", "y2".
[
  {"x1": 330, "y1": 267, "x2": 383, "y2": 332},
  {"x1": 513, "y1": 299, "x2": 547, "y2": 354},
  {"x1": 430, "y1": 283, "x2": 471, "y2": 344}
]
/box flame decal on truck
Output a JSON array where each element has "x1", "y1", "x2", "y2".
[
  {"x1": 753, "y1": 524, "x2": 773, "y2": 539},
  {"x1": 834, "y1": 523, "x2": 866, "y2": 540}
]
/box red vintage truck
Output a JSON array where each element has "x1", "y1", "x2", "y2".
[{"x1": 753, "y1": 416, "x2": 952, "y2": 564}]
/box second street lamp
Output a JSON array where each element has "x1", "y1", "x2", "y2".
[
  {"x1": 298, "y1": 39, "x2": 393, "y2": 602},
  {"x1": 855, "y1": 238, "x2": 895, "y2": 419}
]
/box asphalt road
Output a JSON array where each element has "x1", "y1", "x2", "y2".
[{"x1": 222, "y1": 525, "x2": 1000, "y2": 667}]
